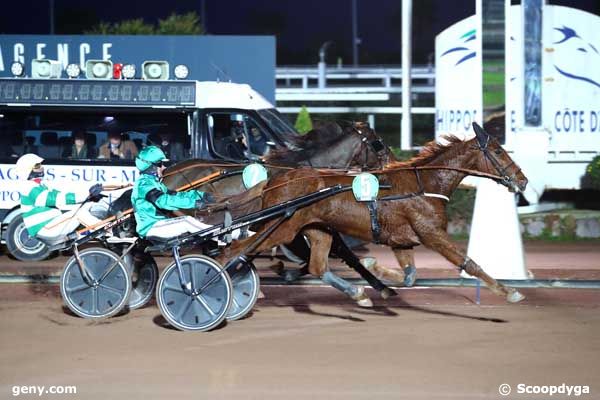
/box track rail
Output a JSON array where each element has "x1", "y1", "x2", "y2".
[{"x1": 2, "y1": 275, "x2": 600, "y2": 289}]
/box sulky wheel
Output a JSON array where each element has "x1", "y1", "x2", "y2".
[
  {"x1": 125, "y1": 252, "x2": 159, "y2": 310},
  {"x1": 60, "y1": 247, "x2": 131, "y2": 319},
  {"x1": 5, "y1": 215, "x2": 51, "y2": 261},
  {"x1": 156, "y1": 255, "x2": 232, "y2": 332},
  {"x1": 226, "y1": 261, "x2": 260, "y2": 321}
]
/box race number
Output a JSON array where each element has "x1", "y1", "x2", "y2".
[
  {"x1": 242, "y1": 164, "x2": 268, "y2": 189},
  {"x1": 352, "y1": 173, "x2": 379, "y2": 202}
]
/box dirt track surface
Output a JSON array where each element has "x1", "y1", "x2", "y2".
[{"x1": 0, "y1": 284, "x2": 599, "y2": 400}]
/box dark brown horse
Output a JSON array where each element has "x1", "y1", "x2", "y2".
[
  {"x1": 161, "y1": 121, "x2": 391, "y2": 195},
  {"x1": 217, "y1": 123, "x2": 528, "y2": 306}
]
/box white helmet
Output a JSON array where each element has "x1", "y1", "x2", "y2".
[
  {"x1": 15, "y1": 153, "x2": 44, "y2": 179},
  {"x1": 231, "y1": 114, "x2": 244, "y2": 123}
]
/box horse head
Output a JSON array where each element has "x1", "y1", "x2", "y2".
[
  {"x1": 471, "y1": 122, "x2": 528, "y2": 193},
  {"x1": 340, "y1": 121, "x2": 392, "y2": 169}
]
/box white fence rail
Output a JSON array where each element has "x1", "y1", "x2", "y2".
[{"x1": 276, "y1": 65, "x2": 435, "y2": 97}]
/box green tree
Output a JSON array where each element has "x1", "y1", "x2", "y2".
[
  {"x1": 294, "y1": 106, "x2": 313, "y2": 134},
  {"x1": 85, "y1": 12, "x2": 204, "y2": 35},
  {"x1": 582, "y1": 155, "x2": 600, "y2": 190},
  {"x1": 85, "y1": 18, "x2": 154, "y2": 34},
  {"x1": 158, "y1": 12, "x2": 205, "y2": 35}
]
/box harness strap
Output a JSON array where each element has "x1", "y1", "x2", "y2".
[
  {"x1": 423, "y1": 193, "x2": 450, "y2": 202},
  {"x1": 223, "y1": 210, "x2": 233, "y2": 244},
  {"x1": 366, "y1": 201, "x2": 382, "y2": 244},
  {"x1": 458, "y1": 256, "x2": 471, "y2": 271}
]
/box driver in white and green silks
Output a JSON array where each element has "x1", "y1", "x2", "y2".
[
  {"x1": 15, "y1": 153, "x2": 104, "y2": 244},
  {"x1": 131, "y1": 146, "x2": 216, "y2": 239}
]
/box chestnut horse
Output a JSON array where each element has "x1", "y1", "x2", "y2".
[
  {"x1": 217, "y1": 123, "x2": 528, "y2": 306},
  {"x1": 161, "y1": 121, "x2": 392, "y2": 283}
]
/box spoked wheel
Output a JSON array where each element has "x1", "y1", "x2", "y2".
[
  {"x1": 156, "y1": 255, "x2": 232, "y2": 332},
  {"x1": 6, "y1": 215, "x2": 51, "y2": 261},
  {"x1": 60, "y1": 248, "x2": 131, "y2": 319},
  {"x1": 126, "y1": 252, "x2": 159, "y2": 310},
  {"x1": 226, "y1": 261, "x2": 260, "y2": 321}
]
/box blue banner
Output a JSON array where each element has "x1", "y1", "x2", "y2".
[{"x1": 0, "y1": 35, "x2": 275, "y2": 102}]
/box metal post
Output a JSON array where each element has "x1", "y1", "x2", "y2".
[
  {"x1": 318, "y1": 41, "x2": 333, "y2": 89},
  {"x1": 318, "y1": 62, "x2": 326, "y2": 89},
  {"x1": 200, "y1": 0, "x2": 207, "y2": 31},
  {"x1": 401, "y1": 0, "x2": 413, "y2": 150},
  {"x1": 352, "y1": 0, "x2": 359, "y2": 66},
  {"x1": 368, "y1": 114, "x2": 375, "y2": 129},
  {"x1": 49, "y1": 0, "x2": 55, "y2": 34}
]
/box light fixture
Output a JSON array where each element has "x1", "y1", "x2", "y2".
[
  {"x1": 174, "y1": 64, "x2": 189, "y2": 79},
  {"x1": 65, "y1": 63, "x2": 81, "y2": 78},
  {"x1": 122, "y1": 64, "x2": 136, "y2": 79},
  {"x1": 113, "y1": 63, "x2": 123, "y2": 79},
  {"x1": 85, "y1": 60, "x2": 113, "y2": 79},
  {"x1": 11, "y1": 62, "x2": 25, "y2": 77},
  {"x1": 31, "y1": 59, "x2": 62, "y2": 79},
  {"x1": 142, "y1": 60, "x2": 169, "y2": 80}
]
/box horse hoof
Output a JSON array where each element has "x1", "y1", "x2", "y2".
[
  {"x1": 360, "y1": 257, "x2": 377, "y2": 269},
  {"x1": 403, "y1": 265, "x2": 417, "y2": 287},
  {"x1": 507, "y1": 290, "x2": 525, "y2": 303},
  {"x1": 283, "y1": 269, "x2": 302, "y2": 283},
  {"x1": 357, "y1": 297, "x2": 373, "y2": 307},
  {"x1": 269, "y1": 261, "x2": 284, "y2": 276},
  {"x1": 351, "y1": 287, "x2": 373, "y2": 308},
  {"x1": 380, "y1": 288, "x2": 391, "y2": 300}
]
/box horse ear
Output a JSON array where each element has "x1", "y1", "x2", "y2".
[{"x1": 472, "y1": 122, "x2": 489, "y2": 147}]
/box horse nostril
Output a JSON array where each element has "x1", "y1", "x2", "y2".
[{"x1": 519, "y1": 180, "x2": 528, "y2": 191}]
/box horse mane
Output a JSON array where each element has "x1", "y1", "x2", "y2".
[{"x1": 385, "y1": 135, "x2": 467, "y2": 168}]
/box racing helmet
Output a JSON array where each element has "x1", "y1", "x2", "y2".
[
  {"x1": 15, "y1": 153, "x2": 44, "y2": 179},
  {"x1": 135, "y1": 146, "x2": 168, "y2": 172},
  {"x1": 230, "y1": 114, "x2": 244, "y2": 123},
  {"x1": 230, "y1": 114, "x2": 245, "y2": 138}
]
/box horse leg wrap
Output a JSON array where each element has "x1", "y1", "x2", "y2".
[
  {"x1": 322, "y1": 271, "x2": 360, "y2": 298},
  {"x1": 283, "y1": 266, "x2": 308, "y2": 283},
  {"x1": 459, "y1": 257, "x2": 483, "y2": 275},
  {"x1": 403, "y1": 265, "x2": 417, "y2": 287}
]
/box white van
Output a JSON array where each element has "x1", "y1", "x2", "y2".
[{"x1": 0, "y1": 78, "x2": 299, "y2": 260}]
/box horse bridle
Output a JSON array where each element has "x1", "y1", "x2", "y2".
[
  {"x1": 474, "y1": 134, "x2": 522, "y2": 191},
  {"x1": 352, "y1": 125, "x2": 388, "y2": 169}
]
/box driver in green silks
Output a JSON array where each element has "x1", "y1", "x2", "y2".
[{"x1": 131, "y1": 146, "x2": 215, "y2": 239}]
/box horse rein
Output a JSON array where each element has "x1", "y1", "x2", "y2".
[
  {"x1": 163, "y1": 129, "x2": 519, "y2": 202},
  {"x1": 472, "y1": 134, "x2": 522, "y2": 190},
  {"x1": 351, "y1": 125, "x2": 388, "y2": 170}
]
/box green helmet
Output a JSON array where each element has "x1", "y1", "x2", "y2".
[{"x1": 135, "y1": 146, "x2": 168, "y2": 172}]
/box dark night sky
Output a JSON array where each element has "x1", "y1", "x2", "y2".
[{"x1": 1, "y1": 0, "x2": 598, "y2": 65}]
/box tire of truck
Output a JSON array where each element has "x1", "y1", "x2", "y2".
[{"x1": 5, "y1": 215, "x2": 51, "y2": 261}]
